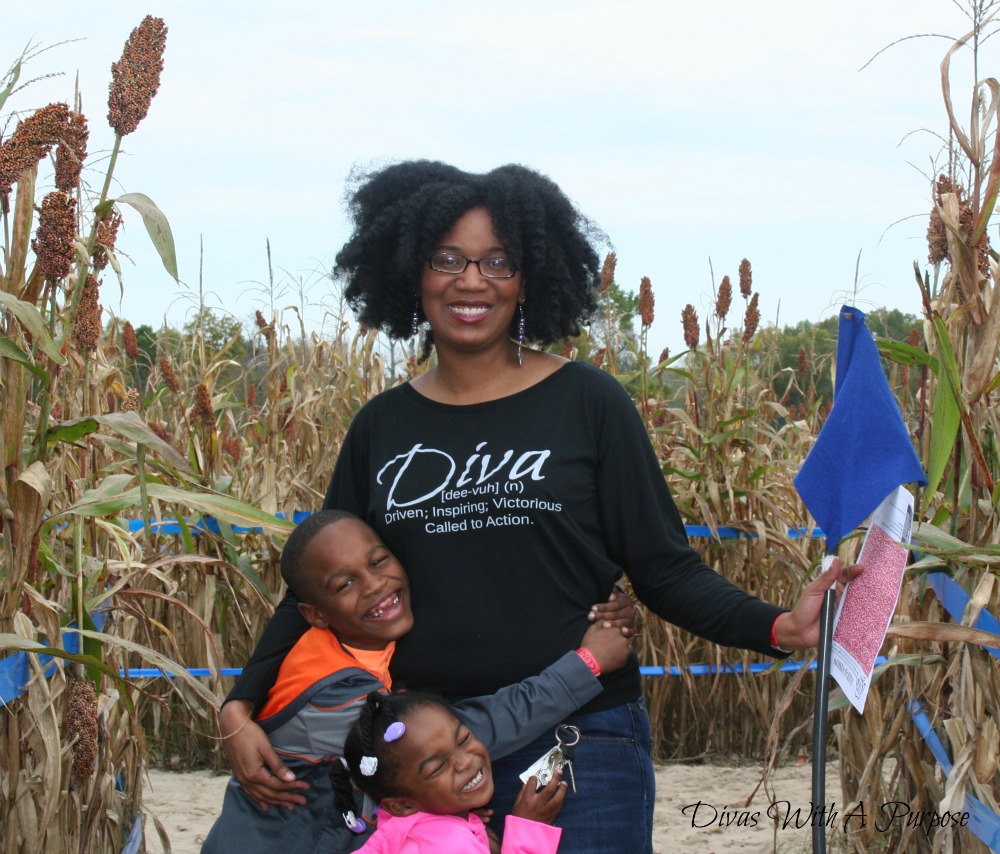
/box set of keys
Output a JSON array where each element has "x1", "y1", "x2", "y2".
[{"x1": 518, "y1": 724, "x2": 581, "y2": 793}]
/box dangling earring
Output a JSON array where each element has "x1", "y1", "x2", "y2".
[
  {"x1": 411, "y1": 300, "x2": 420, "y2": 338},
  {"x1": 517, "y1": 302, "x2": 526, "y2": 367}
]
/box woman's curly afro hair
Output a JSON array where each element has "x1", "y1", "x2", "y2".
[{"x1": 334, "y1": 160, "x2": 605, "y2": 347}]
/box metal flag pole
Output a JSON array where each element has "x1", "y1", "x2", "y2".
[{"x1": 811, "y1": 558, "x2": 837, "y2": 854}]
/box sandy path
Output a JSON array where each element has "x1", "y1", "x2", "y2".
[{"x1": 143, "y1": 761, "x2": 838, "y2": 853}]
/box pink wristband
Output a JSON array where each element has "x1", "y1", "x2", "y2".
[
  {"x1": 576, "y1": 647, "x2": 601, "y2": 677},
  {"x1": 770, "y1": 615, "x2": 792, "y2": 653}
]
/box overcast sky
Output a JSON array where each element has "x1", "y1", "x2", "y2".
[{"x1": 4, "y1": 1, "x2": 994, "y2": 355}]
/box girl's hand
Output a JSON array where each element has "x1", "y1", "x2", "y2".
[
  {"x1": 510, "y1": 773, "x2": 567, "y2": 825},
  {"x1": 219, "y1": 700, "x2": 309, "y2": 810},
  {"x1": 588, "y1": 584, "x2": 637, "y2": 637}
]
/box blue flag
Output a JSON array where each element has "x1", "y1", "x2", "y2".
[{"x1": 794, "y1": 306, "x2": 927, "y2": 553}]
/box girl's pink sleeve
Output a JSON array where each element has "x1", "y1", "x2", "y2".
[{"x1": 500, "y1": 816, "x2": 562, "y2": 854}]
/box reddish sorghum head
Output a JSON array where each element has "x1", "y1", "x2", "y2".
[
  {"x1": 108, "y1": 16, "x2": 168, "y2": 136},
  {"x1": 194, "y1": 382, "x2": 215, "y2": 432},
  {"x1": 73, "y1": 275, "x2": 102, "y2": 353},
  {"x1": 65, "y1": 677, "x2": 98, "y2": 781},
  {"x1": 54, "y1": 110, "x2": 89, "y2": 193},
  {"x1": 158, "y1": 357, "x2": 180, "y2": 393},
  {"x1": 599, "y1": 252, "x2": 617, "y2": 292},
  {"x1": 638, "y1": 276, "x2": 655, "y2": 327},
  {"x1": 92, "y1": 207, "x2": 123, "y2": 272},
  {"x1": 682, "y1": 304, "x2": 699, "y2": 350},
  {"x1": 0, "y1": 103, "x2": 71, "y2": 200},
  {"x1": 32, "y1": 191, "x2": 77, "y2": 281},
  {"x1": 738, "y1": 258, "x2": 752, "y2": 298},
  {"x1": 742, "y1": 293, "x2": 760, "y2": 344},
  {"x1": 123, "y1": 321, "x2": 139, "y2": 359},
  {"x1": 715, "y1": 275, "x2": 732, "y2": 320}
]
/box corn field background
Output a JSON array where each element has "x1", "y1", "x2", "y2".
[{"x1": 2, "y1": 9, "x2": 1000, "y2": 854}]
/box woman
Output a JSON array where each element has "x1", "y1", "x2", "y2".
[{"x1": 222, "y1": 161, "x2": 855, "y2": 853}]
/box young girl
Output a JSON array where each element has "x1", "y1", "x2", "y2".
[{"x1": 337, "y1": 690, "x2": 564, "y2": 853}]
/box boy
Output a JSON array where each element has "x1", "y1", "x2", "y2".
[{"x1": 202, "y1": 510, "x2": 629, "y2": 853}]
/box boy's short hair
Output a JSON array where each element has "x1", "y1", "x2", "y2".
[{"x1": 280, "y1": 509, "x2": 361, "y2": 602}]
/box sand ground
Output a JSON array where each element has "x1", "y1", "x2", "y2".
[{"x1": 143, "y1": 760, "x2": 840, "y2": 853}]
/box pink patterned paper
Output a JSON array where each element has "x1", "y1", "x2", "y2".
[{"x1": 832, "y1": 524, "x2": 908, "y2": 671}]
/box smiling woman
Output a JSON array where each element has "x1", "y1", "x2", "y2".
[{"x1": 418, "y1": 207, "x2": 525, "y2": 363}]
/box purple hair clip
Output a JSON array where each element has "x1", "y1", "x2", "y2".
[
  {"x1": 343, "y1": 810, "x2": 367, "y2": 834},
  {"x1": 384, "y1": 722, "x2": 406, "y2": 742}
]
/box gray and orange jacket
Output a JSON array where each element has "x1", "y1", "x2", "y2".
[{"x1": 202, "y1": 627, "x2": 602, "y2": 854}]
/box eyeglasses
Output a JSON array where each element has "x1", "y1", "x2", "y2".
[{"x1": 427, "y1": 252, "x2": 518, "y2": 279}]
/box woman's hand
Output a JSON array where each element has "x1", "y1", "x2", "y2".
[
  {"x1": 510, "y1": 773, "x2": 567, "y2": 825},
  {"x1": 219, "y1": 700, "x2": 310, "y2": 810},
  {"x1": 588, "y1": 584, "x2": 637, "y2": 637},
  {"x1": 773, "y1": 558, "x2": 863, "y2": 650}
]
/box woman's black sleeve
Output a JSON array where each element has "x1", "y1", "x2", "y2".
[
  {"x1": 225, "y1": 592, "x2": 308, "y2": 714},
  {"x1": 226, "y1": 416, "x2": 369, "y2": 712}
]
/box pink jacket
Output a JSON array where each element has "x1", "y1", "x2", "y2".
[{"x1": 358, "y1": 810, "x2": 561, "y2": 854}]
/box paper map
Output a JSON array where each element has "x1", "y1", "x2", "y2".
[{"x1": 830, "y1": 486, "x2": 914, "y2": 714}]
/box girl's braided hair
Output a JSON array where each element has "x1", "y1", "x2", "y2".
[
  {"x1": 328, "y1": 759, "x2": 363, "y2": 831},
  {"x1": 343, "y1": 689, "x2": 450, "y2": 803},
  {"x1": 334, "y1": 160, "x2": 606, "y2": 355}
]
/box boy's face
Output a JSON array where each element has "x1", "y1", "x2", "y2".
[
  {"x1": 381, "y1": 704, "x2": 494, "y2": 818},
  {"x1": 297, "y1": 519, "x2": 414, "y2": 650}
]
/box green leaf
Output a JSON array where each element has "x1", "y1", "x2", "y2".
[
  {"x1": 56, "y1": 480, "x2": 294, "y2": 535},
  {"x1": 923, "y1": 317, "x2": 963, "y2": 506},
  {"x1": 910, "y1": 523, "x2": 1000, "y2": 560},
  {"x1": 706, "y1": 428, "x2": 742, "y2": 445},
  {"x1": 0, "y1": 292, "x2": 66, "y2": 365},
  {"x1": 116, "y1": 192, "x2": 179, "y2": 282},
  {"x1": 0, "y1": 55, "x2": 22, "y2": 113},
  {"x1": 877, "y1": 338, "x2": 935, "y2": 368},
  {"x1": 143, "y1": 485, "x2": 295, "y2": 534},
  {"x1": 94, "y1": 199, "x2": 116, "y2": 218},
  {"x1": 933, "y1": 317, "x2": 965, "y2": 403},
  {"x1": 218, "y1": 520, "x2": 273, "y2": 603},
  {"x1": 45, "y1": 418, "x2": 102, "y2": 445},
  {"x1": 75, "y1": 628, "x2": 217, "y2": 707},
  {"x1": 68, "y1": 588, "x2": 104, "y2": 686},
  {"x1": 49, "y1": 475, "x2": 141, "y2": 523},
  {"x1": 0, "y1": 336, "x2": 49, "y2": 384},
  {"x1": 0, "y1": 634, "x2": 135, "y2": 713},
  {"x1": 49, "y1": 412, "x2": 191, "y2": 472},
  {"x1": 983, "y1": 369, "x2": 1000, "y2": 397},
  {"x1": 97, "y1": 412, "x2": 191, "y2": 470},
  {"x1": 828, "y1": 653, "x2": 944, "y2": 711},
  {"x1": 175, "y1": 512, "x2": 197, "y2": 554},
  {"x1": 911, "y1": 522, "x2": 976, "y2": 551}
]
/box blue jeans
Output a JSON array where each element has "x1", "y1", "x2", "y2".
[{"x1": 487, "y1": 699, "x2": 655, "y2": 853}]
